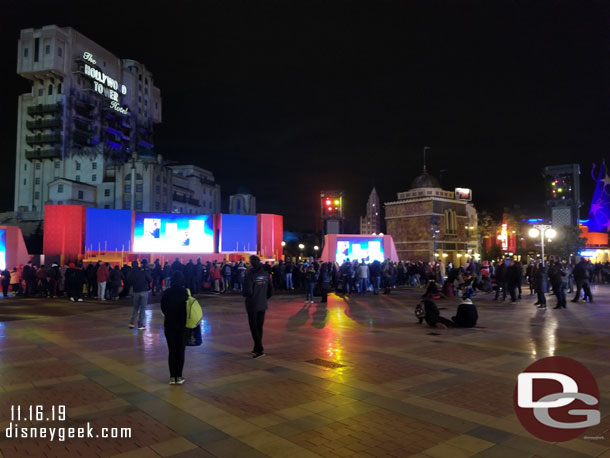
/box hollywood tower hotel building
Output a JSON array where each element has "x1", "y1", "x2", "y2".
[{"x1": 14, "y1": 25, "x2": 164, "y2": 219}]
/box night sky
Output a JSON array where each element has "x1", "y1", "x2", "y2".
[{"x1": 2, "y1": 0, "x2": 609, "y2": 231}]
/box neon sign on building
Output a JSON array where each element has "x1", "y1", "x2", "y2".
[{"x1": 81, "y1": 52, "x2": 129, "y2": 115}]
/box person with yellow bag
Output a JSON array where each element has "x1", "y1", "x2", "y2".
[{"x1": 161, "y1": 271, "x2": 190, "y2": 385}]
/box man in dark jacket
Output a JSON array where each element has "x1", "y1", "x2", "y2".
[
  {"x1": 128, "y1": 260, "x2": 152, "y2": 330},
  {"x1": 161, "y1": 271, "x2": 189, "y2": 385},
  {"x1": 243, "y1": 256, "x2": 273, "y2": 358},
  {"x1": 452, "y1": 294, "x2": 478, "y2": 327},
  {"x1": 505, "y1": 259, "x2": 521, "y2": 304},
  {"x1": 572, "y1": 259, "x2": 594, "y2": 303},
  {"x1": 493, "y1": 260, "x2": 507, "y2": 301}
]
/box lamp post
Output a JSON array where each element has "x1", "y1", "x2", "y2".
[
  {"x1": 528, "y1": 225, "x2": 557, "y2": 266},
  {"x1": 298, "y1": 243, "x2": 305, "y2": 260}
]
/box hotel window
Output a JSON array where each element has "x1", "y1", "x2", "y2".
[
  {"x1": 92, "y1": 162, "x2": 97, "y2": 169},
  {"x1": 138, "y1": 96, "x2": 141, "y2": 103},
  {"x1": 124, "y1": 201, "x2": 131, "y2": 209},
  {"x1": 78, "y1": 190, "x2": 83, "y2": 199},
  {"x1": 35, "y1": 177, "x2": 40, "y2": 184},
  {"x1": 75, "y1": 162, "x2": 81, "y2": 170},
  {"x1": 138, "y1": 74, "x2": 142, "y2": 81},
  {"x1": 35, "y1": 163, "x2": 41, "y2": 170},
  {"x1": 104, "y1": 189, "x2": 110, "y2": 197},
  {"x1": 155, "y1": 185, "x2": 160, "y2": 194},
  {"x1": 38, "y1": 88, "x2": 43, "y2": 96},
  {"x1": 125, "y1": 184, "x2": 131, "y2": 193},
  {"x1": 136, "y1": 184, "x2": 143, "y2": 192},
  {"x1": 34, "y1": 38, "x2": 39, "y2": 61},
  {"x1": 136, "y1": 200, "x2": 142, "y2": 210},
  {"x1": 58, "y1": 47, "x2": 62, "y2": 57},
  {"x1": 75, "y1": 175, "x2": 80, "y2": 182},
  {"x1": 34, "y1": 192, "x2": 39, "y2": 199},
  {"x1": 45, "y1": 44, "x2": 50, "y2": 55},
  {"x1": 24, "y1": 164, "x2": 27, "y2": 171},
  {"x1": 24, "y1": 48, "x2": 28, "y2": 57},
  {"x1": 104, "y1": 205, "x2": 110, "y2": 209},
  {"x1": 444, "y1": 209, "x2": 457, "y2": 235},
  {"x1": 162, "y1": 187, "x2": 167, "y2": 195},
  {"x1": 48, "y1": 84, "x2": 53, "y2": 95},
  {"x1": 54, "y1": 161, "x2": 60, "y2": 169},
  {"x1": 58, "y1": 83, "x2": 62, "y2": 94},
  {"x1": 145, "y1": 77, "x2": 148, "y2": 85},
  {"x1": 92, "y1": 174, "x2": 96, "y2": 182}
]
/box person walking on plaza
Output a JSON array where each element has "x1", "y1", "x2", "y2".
[
  {"x1": 66, "y1": 262, "x2": 86, "y2": 302},
  {"x1": 572, "y1": 258, "x2": 594, "y2": 304},
  {"x1": 9, "y1": 267, "x2": 20, "y2": 297},
  {"x1": 97, "y1": 261, "x2": 109, "y2": 301},
  {"x1": 304, "y1": 265, "x2": 317, "y2": 305},
  {"x1": 243, "y1": 255, "x2": 273, "y2": 358},
  {"x1": 161, "y1": 271, "x2": 189, "y2": 385},
  {"x1": 128, "y1": 260, "x2": 152, "y2": 330}
]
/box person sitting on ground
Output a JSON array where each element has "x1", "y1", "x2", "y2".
[
  {"x1": 416, "y1": 298, "x2": 453, "y2": 329},
  {"x1": 451, "y1": 291, "x2": 478, "y2": 327}
]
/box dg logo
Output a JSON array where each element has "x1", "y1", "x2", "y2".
[{"x1": 514, "y1": 356, "x2": 600, "y2": 441}]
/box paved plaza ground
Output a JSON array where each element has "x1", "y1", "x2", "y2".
[{"x1": 0, "y1": 285, "x2": 609, "y2": 458}]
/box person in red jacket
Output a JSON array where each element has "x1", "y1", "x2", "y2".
[{"x1": 96, "y1": 261, "x2": 110, "y2": 301}]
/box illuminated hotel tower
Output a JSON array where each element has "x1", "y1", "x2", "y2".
[
  {"x1": 14, "y1": 25, "x2": 163, "y2": 219},
  {"x1": 360, "y1": 187, "x2": 381, "y2": 234}
]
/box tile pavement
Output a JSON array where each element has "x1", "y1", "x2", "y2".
[{"x1": 0, "y1": 285, "x2": 609, "y2": 457}]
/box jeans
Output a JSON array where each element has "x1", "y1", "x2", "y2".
[
  {"x1": 98, "y1": 281, "x2": 106, "y2": 300},
  {"x1": 371, "y1": 276, "x2": 381, "y2": 293},
  {"x1": 537, "y1": 288, "x2": 546, "y2": 305},
  {"x1": 306, "y1": 282, "x2": 315, "y2": 301},
  {"x1": 165, "y1": 328, "x2": 186, "y2": 378},
  {"x1": 247, "y1": 310, "x2": 265, "y2": 354},
  {"x1": 553, "y1": 283, "x2": 566, "y2": 307},
  {"x1": 360, "y1": 278, "x2": 368, "y2": 294},
  {"x1": 286, "y1": 273, "x2": 293, "y2": 289},
  {"x1": 164, "y1": 277, "x2": 171, "y2": 289},
  {"x1": 131, "y1": 291, "x2": 149, "y2": 327}
]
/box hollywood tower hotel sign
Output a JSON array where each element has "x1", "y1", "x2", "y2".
[{"x1": 81, "y1": 52, "x2": 129, "y2": 114}]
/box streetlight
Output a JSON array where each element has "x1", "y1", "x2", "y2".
[
  {"x1": 281, "y1": 241, "x2": 286, "y2": 247},
  {"x1": 313, "y1": 245, "x2": 319, "y2": 251},
  {"x1": 298, "y1": 243, "x2": 305, "y2": 260},
  {"x1": 528, "y1": 225, "x2": 557, "y2": 266}
]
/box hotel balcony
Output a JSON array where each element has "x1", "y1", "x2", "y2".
[
  {"x1": 27, "y1": 103, "x2": 62, "y2": 116},
  {"x1": 26, "y1": 118, "x2": 63, "y2": 131},
  {"x1": 25, "y1": 147, "x2": 62, "y2": 161},
  {"x1": 25, "y1": 133, "x2": 62, "y2": 145}
]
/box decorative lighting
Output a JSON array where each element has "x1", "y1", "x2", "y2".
[
  {"x1": 281, "y1": 241, "x2": 286, "y2": 247},
  {"x1": 298, "y1": 243, "x2": 305, "y2": 250},
  {"x1": 314, "y1": 245, "x2": 319, "y2": 251}
]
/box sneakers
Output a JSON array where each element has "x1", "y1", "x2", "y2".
[
  {"x1": 175, "y1": 377, "x2": 185, "y2": 384},
  {"x1": 137, "y1": 326, "x2": 146, "y2": 330},
  {"x1": 70, "y1": 297, "x2": 75, "y2": 302},
  {"x1": 536, "y1": 304, "x2": 547, "y2": 308},
  {"x1": 169, "y1": 377, "x2": 176, "y2": 385},
  {"x1": 77, "y1": 298, "x2": 83, "y2": 302},
  {"x1": 252, "y1": 352, "x2": 265, "y2": 359},
  {"x1": 128, "y1": 323, "x2": 135, "y2": 328}
]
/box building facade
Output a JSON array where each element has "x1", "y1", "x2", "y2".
[
  {"x1": 15, "y1": 25, "x2": 222, "y2": 219},
  {"x1": 385, "y1": 170, "x2": 478, "y2": 265},
  {"x1": 359, "y1": 187, "x2": 381, "y2": 234},
  {"x1": 169, "y1": 165, "x2": 221, "y2": 214},
  {"x1": 15, "y1": 25, "x2": 163, "y2": 219},
  {"x1": 229, "y1": 193, "x2": 256, "y2": 215}
]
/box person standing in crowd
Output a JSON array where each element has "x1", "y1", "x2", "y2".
[
  {"x1": 243, "y1": 255, "x2": 273, "y2": 358},
  {"x1": 369, "y1": 260, "x2": 382, "y2": 295},
  {"x1": 97, "y1": 261, "x2": 109, "y2": 301},
  {"x1": 493, "y1": 259, "x2": 507, "y2": 301},
  {"x1": 10, "y1": 267, "x2": 21, "y2": 297},
  {"x1": 505, "y1": 259, "x2": 521, "y2": 304},
  {"x1": 318, "y1": 262, "x2": 332, "y2": 303},
  {"x1": 108, "y1": 265, "x2": 121, "y2": 300},
  {"x1": 572, "y1": 258, "x2": 594, "y2": 304},
  {"x1": 382, "y1": 261, "x2": 396, "y2": 294},
  {"x1": 152, "y1": 259, "x2": 163, "y2": 295},
  {"x1": 285, "y1": 259, "x2": 294, "y2": 290},
  {"x1": 128, "y1": 260, "x2": 152, "y2": 330},
  {"x1": 357, "y1": 260, "x2": 369, "y2": 295},
  {"x1": 222, "y1": 262, "x2": 233, "y2": 293},
  {"x1": 22, "y1": 261, "x2": 35, "y2": 297},
  {"x1": 548, "y1": 257, "x2": 567, "y2": 309},
  {"x1": 66, "y1": 262, "x2": 86, "y2": 302},
  {"x1": 163, "y1": 262, "x2": 172, "y2": 289},
  {"x1": 304, "y1": 264, "x2": 317, "y2": 305},
  {"x1": 237, "y1": 260, "x2": 247, "y2": 292},
  {"x1": 161, "y1": 271, "x2": 189, "y2": 385},
  {"x1": 1, "y1": 267, "x2": 10, "y2": 297},
  {"x1": 534, "y1": 262, "x2": 548, "y2": 309}
]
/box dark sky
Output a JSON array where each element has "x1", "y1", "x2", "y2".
[{"x1": 2, "y1": 0, "x2": 610, "y2": 231}]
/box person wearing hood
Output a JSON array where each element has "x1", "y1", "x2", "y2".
[
  {"x1": 451, "y1": 291, "x2": 479, "y2": 327},
  {"x1": 243, "y1": 255, "x2": 273, "y2": 358}
]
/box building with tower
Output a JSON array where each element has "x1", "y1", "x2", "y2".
[
  {"x1": 360, "y1": 187, "x2": 381, "y2": 234},
  {"x1": 14, "y1": 25, "x2": 221, "y2": 221},
  {"x1": 384, "y1": 168, "x2": 478, "y2": 264}
]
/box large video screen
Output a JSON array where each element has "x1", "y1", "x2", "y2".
[
  {"x1": 336, "y1": 238, "x2": 384, "y2": 264},
  {"x1": 133, "y1": 213, "x2": 214, "y2": 253},
  {"x1": 86, "y1": 208, "x2": 133, "y2": 252},
  {"x1": 219, "y1": 214, "x2": 257, "y2": 253}
]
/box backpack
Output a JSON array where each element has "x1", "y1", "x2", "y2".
[
  {"x1": 414, "y1": 301, "x2": 427, "y2": 319},
  {"x1": 185, "y1": 288, "x2": 203, "y2": 328}
]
